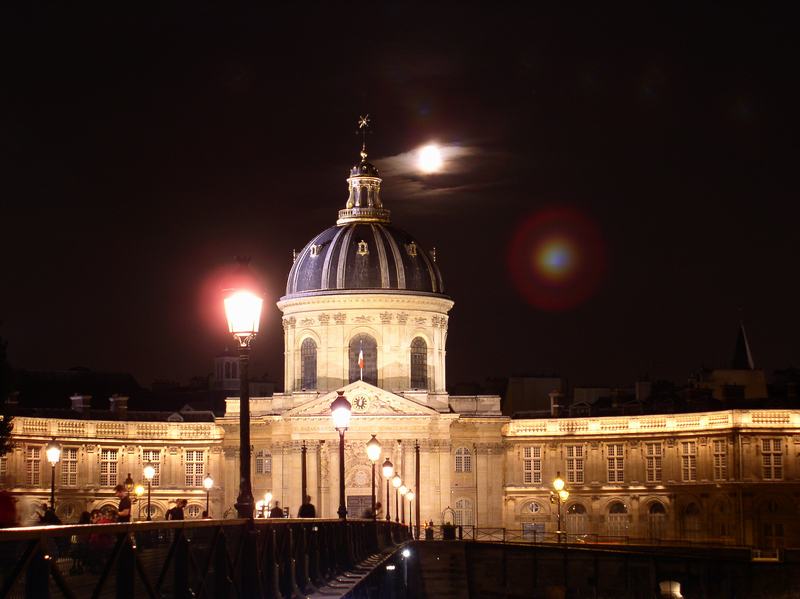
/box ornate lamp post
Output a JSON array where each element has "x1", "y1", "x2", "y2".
[
  {"x1": 392, "y1": 474, "x2": 402, "y2": 523},
  {"x1": 551, "y1": 472, "x2": 569, "y2": 543},
  {"x1": 45, "y1": 438, "x2": 61, "y2": 510},
  {"x1": 124, "y1": 473, "x2": 135, "y2": 495},
  {"x1": 203, "y1": 474, "x2": 214, "y2": 517},
  {"x1": 399, "y1": 484, "x2": 408, "y2": 524},
  {"x1": 406, "y1": 490, "x2": 415, "y2": 537},
  {"x1": 143, "y1": 463, "x2": 156, "y2": 521},
  {"x1": 223, "y1": 258, "x2": 264, "y2": 519},
  {"x1": 331, "y1": 391, "x2": 352, "y2": 520},
  {"x1": 382, "y1": 458, "x2": 394, "y2": 522},
  {"x1": 366, "y1": 435, "x2": 382, "y2": 520}
]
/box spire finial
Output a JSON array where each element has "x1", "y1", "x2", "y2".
[{"x1": 358, "y1": 114, "x2": 370, "y2": 159}]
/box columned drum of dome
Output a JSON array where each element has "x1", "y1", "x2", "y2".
[{"x1": 277, "y1": 140, "x2": 453, "y2": 398}]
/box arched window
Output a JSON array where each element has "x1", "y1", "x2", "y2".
[
  {"x1": 455, "y1": 447, "x2": 472, "y2": 473},
  {"x1": 349, "y1": 334, "x2": 377, "y2": 385},
  {"x1": 410, "y1": 337, "x2": 427, "y2": 389},
  {"x1": 224, "y1": 362, "x2": 231, "y2": 379},
  {"x1": 255, "y1": 450, "x2": 272, "y2": 475},
  {"x1": 187, "y1": 505, "x2": 202, "y2": 519},
  {"x1": 566, "y1": 503, "x2": 588, "y2": 535},
  {"x1": 683, "y1": 503, "x2": 702, "y2": 540},
  {"x1": 301, "y1": 338, "x2": 317, "y2": 390},
  {"x1": 454, "y1": 498, "x2": 474, "y2": 526},
  {"x1": 607, "y1": 501, "x2": 629, "y2": 537}
]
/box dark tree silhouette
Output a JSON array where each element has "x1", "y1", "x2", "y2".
[{"x1": 0, "y1": 335, "x2": 14, "y2": 456}]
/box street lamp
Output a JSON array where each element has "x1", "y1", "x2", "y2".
[
  {"x1": 124, "y1": 473, "x2": 135, "y2": 495},
  {"x1": 134, "y1": 485, "x2": 144, "y2": 520},
  {"x1": 143, "y1": 463, "x2": 156, "y2": 521},
  {"x1": 382, "y1": 458, "x2": 394, "y2": 522},
  {"x1": 551, "y1": 471, "x2": 569, "y2": 543},
  {"x1": 392, "y1": 474, "x2": 402, "y2": 523},
  {"x1": 366, "y1": 435, "x2": 382, "y2": 520},
  {"x1": 203, "y1": 474, "x2": 214, "y2": 517},
  {"x1": 406, "y1": 490, "x2": 415, "y2": 537},
  {"x1": 331, "y1": 391, "x2": 352, "y2": 520},
  {"x1": 223, "y1": 257, "x2": 264, "y2": 519},
  {"x1": 399, "y1": 484, "x2": 408, "y2": 524},
  {"x1": 45, "y1": 438, "x2": 61, "y2": 510}
]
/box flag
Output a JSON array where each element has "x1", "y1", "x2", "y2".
[{"x1": 358, "y1": 349, "x2": 364, "y2": 370}]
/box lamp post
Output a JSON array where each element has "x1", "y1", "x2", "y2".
[
  {"x1": 392, "y1": 474, "x2": 402, "y2": 523},
  {"x1": 331, "y1": 391, "x2": 352, "y2": 520},
  {"x1": 134, "y1": 485, "x2": 144, "y2": 520},
  {"x1": 551, "y1": 471, "x2": 569, "y2": 543},
  {"x1": 399, "y1": 484, "x2": 408, "y2": 524},
  {"x1": 223, "y1": 257, "x2": 264, "y2": 520},
  {"x1": 406, "y1": 490, "x2": 415, "y2": 537},
  {"x1": 382, "y1": 458, "x2": 394, "y2": 522},
  {"x1": 203, "y1": 474, "x2": 214, "y2": 517},
  {"x1": 45, "y1": 438, "x2": 61, "y2": 510},
  {"x1": 143, "y1": 463, "x2": 155, "y2": 521},
  {"x1": 366, "y1": 435, "x2": 381, "y2": 520}
]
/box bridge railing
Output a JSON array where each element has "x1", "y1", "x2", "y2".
[{"x1": 0, "y1": 518, "x2": 410, "y2": 598}]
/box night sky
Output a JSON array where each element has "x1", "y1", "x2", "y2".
[{"x1": 1, "y1": 4, "x2": 797, "y2": 393}]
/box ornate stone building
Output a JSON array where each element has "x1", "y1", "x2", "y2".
[{"x1": 2, "y1": 143, "x2": 799, "y2": 549}]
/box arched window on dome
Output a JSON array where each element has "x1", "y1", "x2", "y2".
[
  {"x1": 410, "y1": 337, "x2": 427, "y2": 389},
  {"x1": 224, "y1": 362, "x2": 231, "y2": 379},
  {"x1": 349, "y1": 334, "x2": 377, "y2": 386},
  {"x1": 301, "y1": 338, "x2": 317, "y2": 390}
]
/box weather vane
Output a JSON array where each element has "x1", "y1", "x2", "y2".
[{"x1": 357, "y1": 114, "x2": 371, "y2": 157}]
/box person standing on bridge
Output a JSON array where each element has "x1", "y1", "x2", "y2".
[
  {"x1": 113, "y1": 485, "x2": 131, "y2": 523},
  {"x1": 269, "y1": 501, "x2": 284, "y2": 518},
  {"x1": 298, "y1": 496, "x2": 316, "y2": 518}
]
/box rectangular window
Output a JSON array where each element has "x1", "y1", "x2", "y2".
[
  {"x1": 607, "y1": 444, "x2": 624, "y2": 483},
  {"x1": 255, "y1": 450, "x2": 272, "y2": 475},
  {"x1": 26, "y1": 446, "x2": 41, "y2": 486},
  {"x1": 61, "y1": 448, "x2": 78, "y2": 487},
  {"x1": 566, "y1": 445, "x2": 584, "y2": 484},
  {"x1": 142, "y1": 449, "x2": 161, "y2": 486},
  {"x1": 185, "y1": 450, "x2": 205, "y2": 487},
  {"x1": 523, "y1": 446, "x2": 542, "y2": 484},
  {"x1": 455, "y1": 448, "x2": 472, "y2": 473},
  {"x1": 645, "y1": 443, "x2": 662, "y2": 483},
  {"x1": 712, "y1": 439, "x2": 727, "y2": 481},
  {"x1": 681, "y1": 441, "x2": 697, "y2": 482},
  {"x1": 99, "y1": 448, "x2": 118, "y2": 487},
  {"x1": 762, "y1": 439, "x2": 783, "y2": 480}
]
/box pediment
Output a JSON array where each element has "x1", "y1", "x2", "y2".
[{"x1": 284, "y1": 381, "x2": 440, "y2": 418}]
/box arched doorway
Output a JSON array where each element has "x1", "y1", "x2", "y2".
[
  {"x1": 607, "y1": 501, "x2": 629, "y2": 538},
  {"x1": 349, "y1": 334, "x2": 377, "y2": 385},
  {"x1": 682, "y1": 503, "x2": 702, "y2": 541},
  {"x1": 647, "y1": 502, "x2": 667, "y2": 541},
  {"x1": 566, "y1": 503, "x2": 588, "y2": 536}
]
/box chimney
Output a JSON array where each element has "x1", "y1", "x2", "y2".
[
  {"x1": 70, "y1": 394, "x2": 92, "y2": 413},
  {"x1": 549, "y1": 391, "x2": 563, "y2": 418},
  {"x1": 109, "y1": 395, "x2": 129, "y2": 419}
]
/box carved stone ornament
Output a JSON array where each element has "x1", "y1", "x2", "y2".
[
  {"x1": 354, "y1": 315, "x2": 373, "y2": 323},
  {"x1": 318, "y1": 313, "x2": 330, "y2": 325},
  {"x1": 414, "y1": 317, "x2": 426, "y2": 325},
  {"x1": 333, "y1": 313, "x2": 347, "y2": 325},
  {"x1": 300, "y1": 318, "x2": 315, "y2": 326},
  {"x1": 380, "y1": 312, "x2": 393, "y2": 324},
  {"x1": 357, "y1": 240, "x2": 369, "y2": 256},
  {"x1": 397, "y1": 312, "x2": 409, "y2": 325}
]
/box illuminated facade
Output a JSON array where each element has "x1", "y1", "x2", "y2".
[{"x1": 2, "y1": 144, "x2": 799, "y2": 549}]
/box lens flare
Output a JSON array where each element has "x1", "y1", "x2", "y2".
[{"x1": 507, "y1": 207, "x2": 606, "y2": 311}]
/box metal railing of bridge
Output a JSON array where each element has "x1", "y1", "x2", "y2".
[{"x1": 0, "y1": 518, "x2": 410, "y2": 598}]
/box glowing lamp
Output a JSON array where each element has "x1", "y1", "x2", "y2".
[
  {"x1": 203, "y1": 474, "x2": 214, "y2": 491},
  {"x1": 330, "y1": 391, "x2": 352, "y2": 431},
  {"x1": 553, "y1": 473, "x2": 565, "y2": 492},
  {"x1": 224, "y1": 291, "x2": 263, "y2": 343},
  {"x1": 399, "y1": 485, "x2": 408, "y2": 496},
  {"x1": 382, "y1": 458, "x2": 394, "y2": 479},
  {"x1": 392, "y1": 474, "x2": 402, "y2": 489},
  {"x1": 406, "y1": 491, "x2": 414, "y2": 502},
  {"x1": 124, "y1": 473, "x2": 135, "y2": 494},
  {"x1": 143, "y1": 464, "x2": 156, "y2": 481},
  {"x1": 134, "y1": 484, "x2": 145, "y2": 498},
  {"x1": 264, "y1": 492, "x2": 273, "y2": 505},
  {"x1": 366, "y1": 434, "x2": 382, "y2": 463},
  {"x1": 559, "y1": 490, "x2": 569, "y2": 502},
  {"x1": 256, "y1": 500, "x2": 265, "y2": 513},
  {"x1": 45, "y1": 439, "x2": 61, "y2": 467}
]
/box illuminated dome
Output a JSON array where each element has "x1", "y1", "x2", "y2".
[{"x1": 284, "y1": 147, "x2": 444, "y2": 297}]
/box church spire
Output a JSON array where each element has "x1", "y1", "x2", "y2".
[
  {"x1": 731, "y1": 321, "x2": 755, "y2": 370},
  {"x1": 337, "y1": 115, "x2": 391, "y2": 225}
]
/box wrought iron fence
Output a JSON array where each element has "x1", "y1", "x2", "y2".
[{"x1": 0, "y1": 518, "x2": 410, "y2": 598}]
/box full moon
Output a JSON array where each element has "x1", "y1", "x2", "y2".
[{"x1": 418, "y1": 144, "x2": 443, "y2": 173}]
